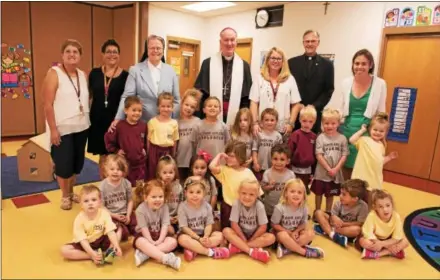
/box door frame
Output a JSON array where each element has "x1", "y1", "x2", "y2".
[
  {"x1": 378, "y1": 26, "x2": 440, "y2": 76},
  {"x1": 166, "y1": 35, "x2": 201, "y2": 75}
]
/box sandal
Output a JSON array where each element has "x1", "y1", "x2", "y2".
[
  {"x1": 61, "y1": 197, "x2": 72, "y2": 210},
  {"x1": 70, "y1": 193, "x2": 80, "y2": 204}
]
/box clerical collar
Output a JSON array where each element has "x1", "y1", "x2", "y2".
[
  {"x1": 222, "y1": 54, "x2": 234, "y2": 61},
  {"x1": 305, "y1": 54, "x2": 317, "y2": 61}
]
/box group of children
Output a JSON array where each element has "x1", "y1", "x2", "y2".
[{"x1": 60, "y1": 88, "x2": 409, "y2": 269}]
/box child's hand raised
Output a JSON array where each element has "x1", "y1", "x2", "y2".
[{"x1": 361, "y1": 124, "x2": 368, "y2": 131}]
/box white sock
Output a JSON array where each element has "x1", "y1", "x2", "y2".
[
  {"x1": 329, "y1": 231, "x2": 335, "y2": 239},
  {"x1": 248, "y1": 248, "x2": 253, "y2": 256},
  {"x1": 208, "y1": 248, "x2": 215, "y2": 257}
]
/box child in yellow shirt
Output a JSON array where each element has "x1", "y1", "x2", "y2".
[
  {"x1": 357, "y1": 190, "x2": 409, "y2": 259},
  {"x1": 349, "y1": 113, "x2": 398, "y2": 206},
  {"x1": 61, "y1": 185, "x2": 122, "y2": 265}
]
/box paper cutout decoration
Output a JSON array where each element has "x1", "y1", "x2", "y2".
[
  {"x1": 12, "y1": 92, "x2": 18, "y2": 99},
  {"x1": 385, "y1": 8, "x2": 399, "y2": 27},
  {"x1": 17, "y1": 44, "x2": 24, "y2": 49},
  {"x1": 433, "y1": 5, "x2": 440, "y2": 25},
  {"x1": 320, "y1": 54, "x2": 335, "y2": 64},
  {"x1": 260, "y1": 51, "x2": 268, "y2": 68},
  {"x1": 399, "y1": 7, "x2": 415, "y2": 27},
  {"x1": 416, "y1": 6, "x2": 432, "y2": 26},
  {"x1": 24, "y1": 93, "x2": 31, "y2": 99},
  {"x1": 388, "y1": 87, "x2": 417, "y2": 143}
]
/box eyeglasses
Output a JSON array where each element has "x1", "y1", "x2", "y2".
[
  {"x1": 269, "y1": 57, "x2": 283, "y2": 62},
  {"x1": 105, "y1": 50, "x2": 119, "y2": 55},
  {"x1": 303, "y1": 40, "x2": 319, "y2": 44}
]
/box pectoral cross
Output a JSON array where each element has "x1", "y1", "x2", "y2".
[{"x1": 323, "y1": 2, "x2": 330, "y2": 15}]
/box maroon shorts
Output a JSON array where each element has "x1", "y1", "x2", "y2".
[
  {"x1": 127, "y1": 164, "x2": 146, "y2": 188},
  {"x1": 147, "y1": 142, "x2": 173, "y2": 180},
  {"x1": 295, "y1": 173, "x2": 311, "y2": 188},
  {"x1": 68, "y1": 235, "x2": 111, "y2": 252},
  {"x1": 311, "y1": 180, "x2": 340, "y2": 197},
  {"x1": 112, "y1": 213, "x2": 137, "y2": 241},
  {"x1": 220, "y1": 201, "x2": 232, "y2": 229}
]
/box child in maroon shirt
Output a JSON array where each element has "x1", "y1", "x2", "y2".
[
  {"x1": 288, "y1": 105, "x2": 317, "y2": 194},
  {"x1": 105, "y1": 96, "x2": 147, "y2": 187}
]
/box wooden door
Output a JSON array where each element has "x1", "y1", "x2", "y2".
[
  {"x1": 430, "y1": 127, "x2": 440, "y2": 182},
  {"x1": 236, "y1": 38, "x2": 253, "y2": 65},
  {"x1": 166, "y1": 40, "x2": 199, "y2": 97},
  {"x1": 382, "y1": 35, "x2": 440, "y2": 179}
]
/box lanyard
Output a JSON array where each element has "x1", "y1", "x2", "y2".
[
  {"x1": 102, "y1": 65, "x2": 118, "y2": 107},
  {"x1": 62, "y1": 64, "x2": 83, "y2": 113},
  {"x1": 269, "y1": 81, "x2": 280, "y2": 102}
]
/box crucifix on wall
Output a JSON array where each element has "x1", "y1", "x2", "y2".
[{"x1": 323, "y1": 2, "x2": 330, "y2": 15}]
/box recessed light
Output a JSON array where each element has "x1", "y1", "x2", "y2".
[{"x1": 181, "y1": 2, "x2": 236, "y2": 12}]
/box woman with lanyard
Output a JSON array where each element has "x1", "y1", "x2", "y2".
[
  {"x1": 250, "y1": 47, "x2": 302, "y2": 140},
  {"x1": 43, "y1": 39, "x2": 90, "y2": 210},
  {"x1": 87, "y1": 39, "x2": 128, "y2": 178}
]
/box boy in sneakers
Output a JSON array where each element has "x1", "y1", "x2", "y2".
[
  {"x1": 223, "y1": 179, "x2": 276, "y2": 263},
  {"x1": 61, "y1": 185, "x2": 122, "y2": 265},
  {"x1": 313, "y1": 179, "x2": 369, "y2": 247}
]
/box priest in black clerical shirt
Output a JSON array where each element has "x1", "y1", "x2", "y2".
[
  {"x1": 288, "y1": 30, "x2": 335, "y2": 133},
  {"x1": 194, "y1": 27, "x2": 252, "y2": 125}
]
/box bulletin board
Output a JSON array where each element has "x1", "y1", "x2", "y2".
[{"x1": 388, "y1": 87, "x2": 417, "y2": 143}]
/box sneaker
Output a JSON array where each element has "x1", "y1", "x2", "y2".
[
  {"x1": 228, "y1": 243, "x2": 241, "y2": 255},
  {"x1": 250, "y1": 248, "x2": 270, "y2": 263},
  {"x1": 163, "y1": 253, "x2": 181, "y2": 270},
  {"x1": 60, "y1": 197, "x2": 72, "y2": 210},
  {"x1": 276, "y1": 244, "x2": 290, "y2": 259},
  {"x1": 212, "y1": 247, "x2": 230, "y2": 259},
  {"x1": 305, "y1": 245, "x2": 325, "y2": 259},
  {"x1": 314, "y1": 224, "x2": 325, "y2": 235},
  {"x1": 332, "y1": 233, "x2": 348, "y2": 247},
  {"x1": 134, "y1": 249, "x2": 149, "y2": 267},
  {"x1": 184, "y1": 249, "x2": 197, "y2": 262},
  {"x1": 70, "y1": 193, "x2": 80, "y2": 203},
  {"x1": 361, "y1": 249, "x2": 379, "y2": 260},
  {"x1": 104, "y1": 248, "x2": 116, "y2": 263},
  {"x1": 392, "y1": 250, "x2": 405, "y2": 259},
  {"x1": 97, "y1": 248, "x2": 104, "y2": 265}
]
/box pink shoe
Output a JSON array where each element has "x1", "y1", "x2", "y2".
[
  {"x1": 392, "y1": 250, "x2": 405, "y2": 259},
  {"x1": 361, "y1": 249, "x2": 379, "y2": 260},
  {"x1": 228, "y1": 243, "x2": 241, "y2": 255},
  {"x1": 251, "y1": 249, "x2": 270, "y2": 263},
  {"x1": 184, "y1": 249, "x2": 197, "y2": 262},
  {"x1": 212, "y1": 247, "x2": 230, "y2": 259}
]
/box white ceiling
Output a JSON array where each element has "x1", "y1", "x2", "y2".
[
  {"x1": 83, "y1": 1, "x2": 288, "y2": 17},
  {"x1": 151, "y1": 1, "x2": 288, "y2": 18}
]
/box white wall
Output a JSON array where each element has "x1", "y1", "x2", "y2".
[
  {"x1": 148, "y1": 5, "x2": 207, "y2": 58},
  {"x1": 148, "y1": 1, "x2": 438, "y2": 106}
]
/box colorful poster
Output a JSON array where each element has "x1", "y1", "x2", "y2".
[
  {"x1": 384, "y1": 8, "x2": 399, "y2": 27},
  {"x1": 1, "y1": 43, "x2": 33, "y2": 100},
  {"x1": 388, "y1": 87, "x2": 417, "y2": 143},
  {"x1": 170, "y1": 56, "x2": 181, "y2": 75},
  {"x1": 433, "y1": 5, "x2": 440, "y2": 25},
  {"x1": 320, "y1": 54, "x2": 335, "y2": 64},
  {"x1": 416, "y1": 6, "x2": 432, "y2": 26},
  {"x1": 399, "y1": 7, "x2": 415, "y2": 27}
]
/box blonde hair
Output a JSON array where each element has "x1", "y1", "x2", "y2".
[
  {"x1": 231, "y1": 108, "x2": 253, "y2": 138},
  {"x1": 80, "y1": 184, "x2": 101, "y2": 198},
  {"x1": 261, "y1": 47, "x2": 290, "y2": 83},
  {"x1": 61, "y1": 39, "x2": 83, "y2": 55},
  {"x1": 181, "y1": 88, "x2": 202, "y2": 111},
  {"x1": 300, "y1": 105, "x2": 317, "y2": 120},
  {"x1": 157, "y1": 92, "x2": 174, "y2": 107},
  {"x1": 371, "y1": 189, "x2": 395, "y2": 209},
  {"x1": 238, "y1": 179, "x2": 260, "y2": 194},
  {"x1": 104, "y1": 154, "x2": 129, "y2": 177},
  {"x1": 134, "y1": 179, "x2": 166, "y2": 209},
  {"x1": 183, "y1": 176, "x2": 208, "y2": 194},
  {"x1": 369, "y1": 112, "x2": 390, "y2": 147},
  {"x1": 321, "y1": 108, "x2": 341, "y2": 122},
  {"x1": 279, "y1": 179, "x2": 307, "y2": 206}
]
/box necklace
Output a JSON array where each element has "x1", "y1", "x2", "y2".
[
  {"x1": 102, "y1": 65, "x2": 118, "y2": 108},
  {"x1": 62, "y1": 64, "x2": 83, "y2": 114}
]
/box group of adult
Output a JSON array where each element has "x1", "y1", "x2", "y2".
[{"x1": 43, "y1": 27, "x2": 386, "y2": 210}]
